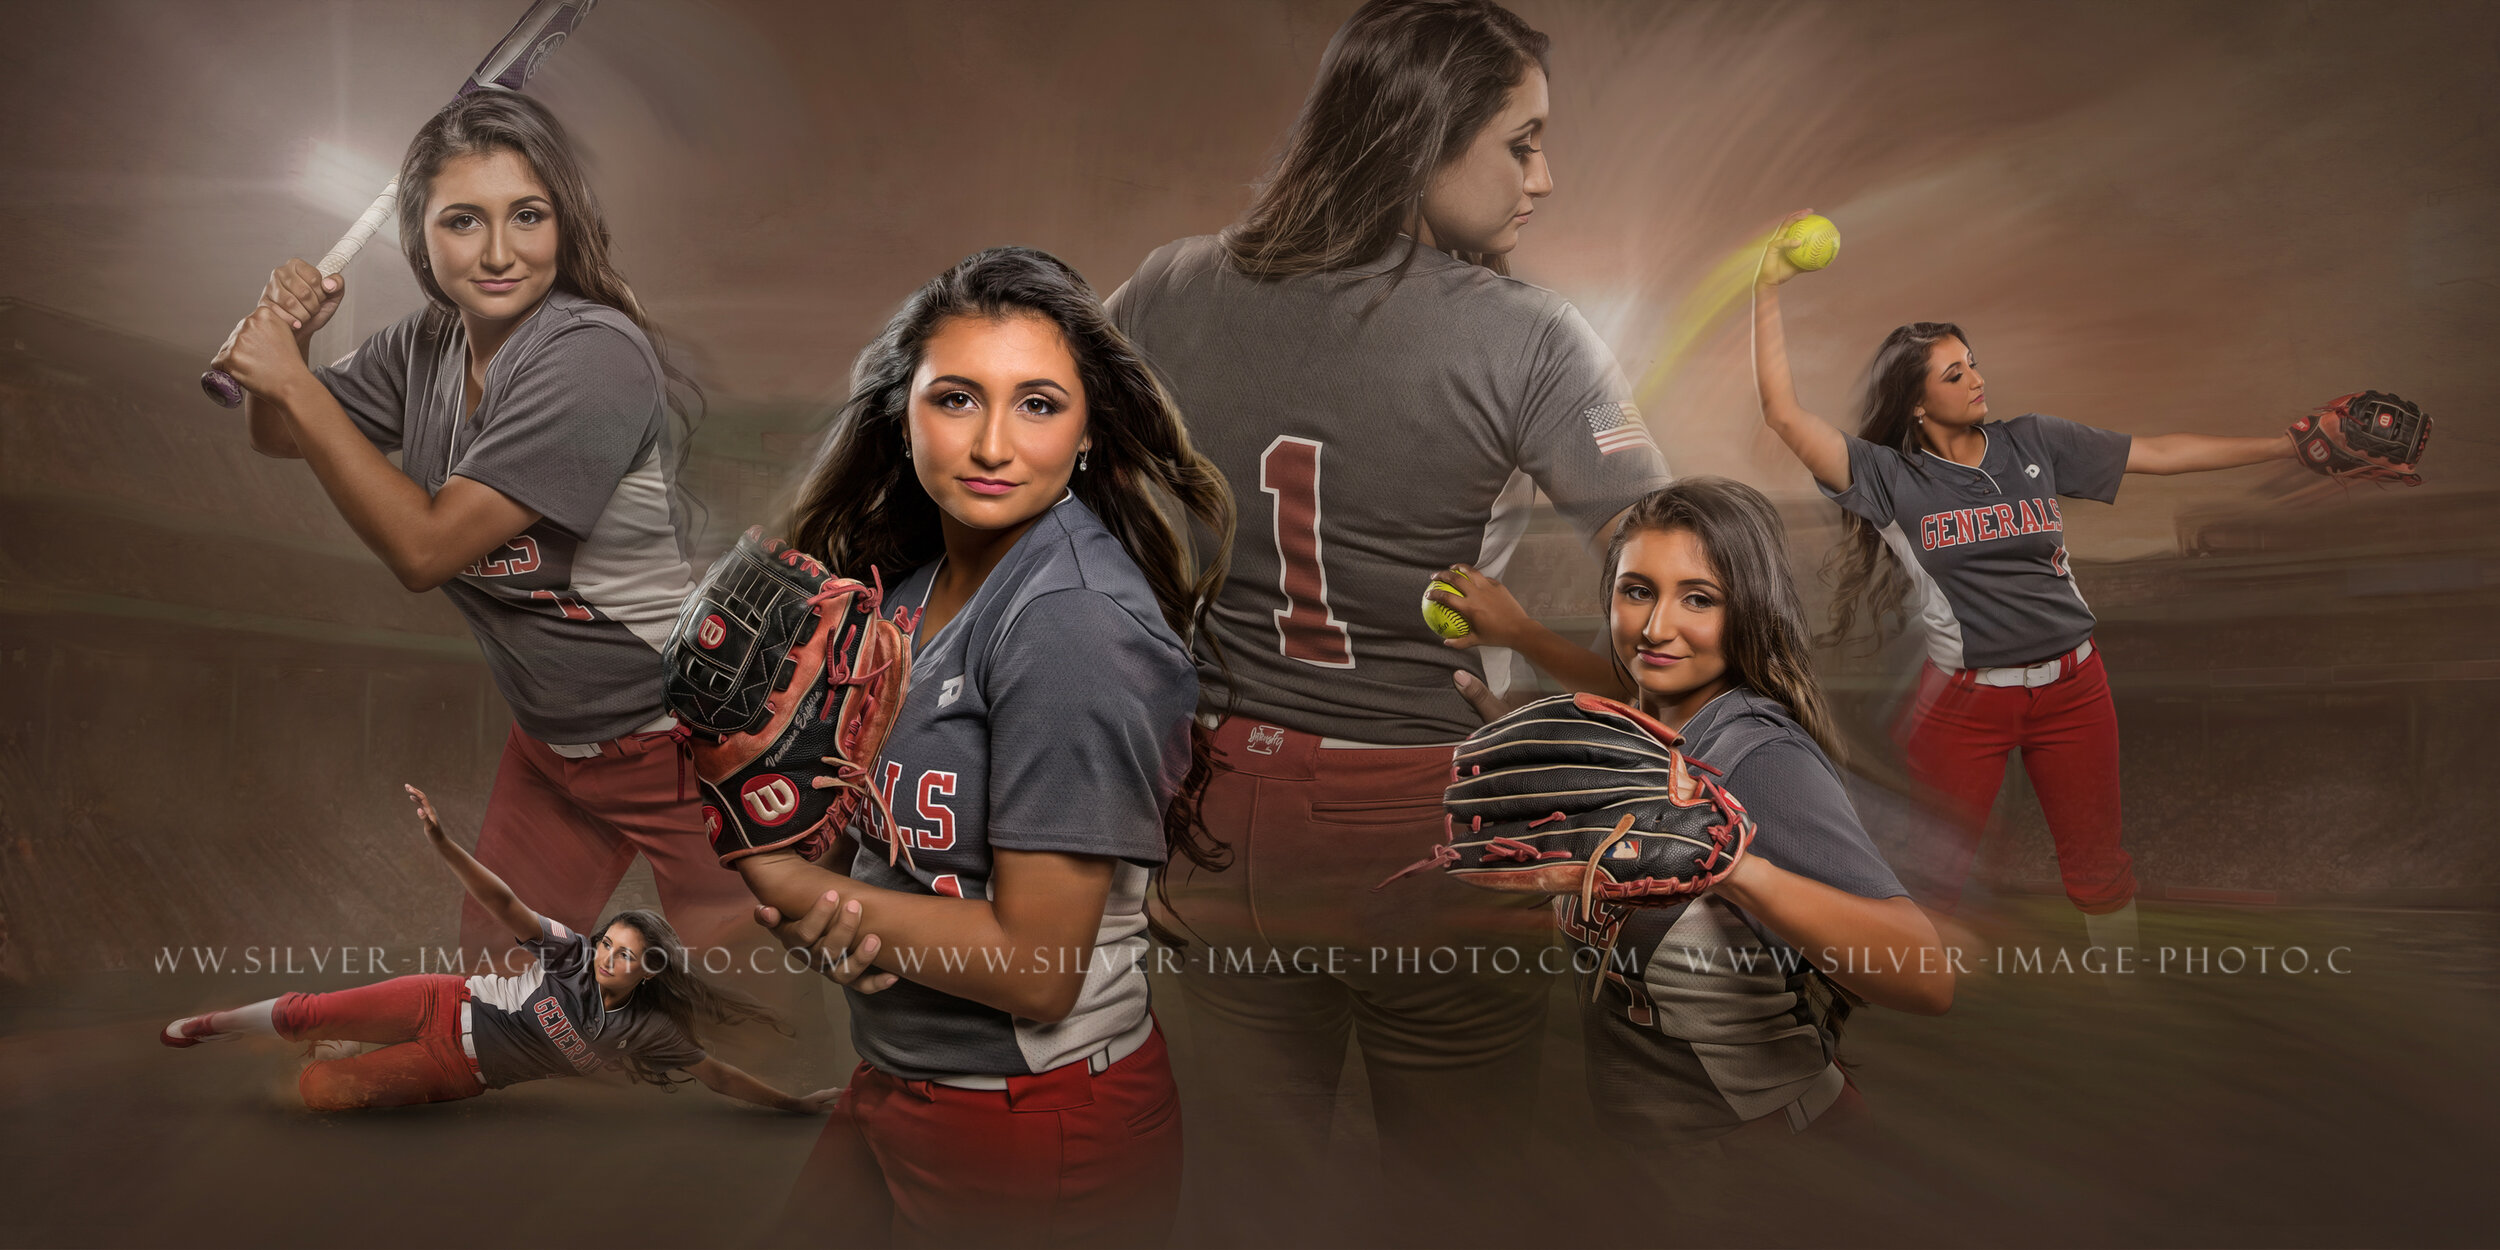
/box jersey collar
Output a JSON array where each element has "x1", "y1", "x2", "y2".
[{"x1": 1919, "y1": 427, "x2": 2004, "y2": 495}]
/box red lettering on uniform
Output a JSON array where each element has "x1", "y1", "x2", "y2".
[
  {"x1": 914, "y1": 772, "x2": 957, "y2": 852},
  {"x1": 1258, "y1": 436, "x2": 1354, "y2": 668},
  {"x1": 867, "y1": 762, "x2": 903, "y2": 848},
  {"x1": 463, "y1": 537, "x2": 540, "y2": 579},
  {"x1": 532, "y1": 590, "x2": 594, "y2": 621},
  {"x1": 534, "y1": 999, "x2": 596, "y2": 1071},
  {"x1": 1921, "y1": 514, "x2": 1940, "y2": 550},
  {"x1": 2017, "y1": 500, "x2": 2041, "y2": 533},
  {"x1": 2047, "y1": 499, "x2": 2065, "y2": 529},
  {"x1": 1955, "y1": 509, "x2": 1979, "y2": 546},
  {"x1": 931, "y1": 874, "x2": 965, "y2": 898},
  {"x1": 1995, "y1": 504, "x2": 2017, "y2": 537}
]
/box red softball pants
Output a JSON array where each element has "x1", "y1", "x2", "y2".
[
  {"x1": 1896, "y1": 646, "x2": 2137, "y2": 914},
  {"x1": 780, "y1": 1026, "x2": 1184, "y2": 1248},
  {"x1": 1153, "y1": 716, "x2": 1553, "y2": 1247},
  {"x1": 459, "y1": 725, "x2": 757, "y2": 968},
  {"x1": 271, "y1": 974, "x2": 485, "y2": 1111}
]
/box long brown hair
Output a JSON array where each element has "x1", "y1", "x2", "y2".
[
  {"x1": 1601, "y1": 478, "x2": 1841, "y2": 759},
  {"x1": 396, "y1": 92, "x2": 649, "y2": 333},
  {"x1": 598, "y1": 909, "x2": 786, "y2": 1089},
  {"x1": 1221, "y1": 0, "x2": 1549, "y2": 282},
  {"x1": 394, "y1": 92, "x2": 704, "y2": 522},
  {"x1": 1820, "y1": 322, "x2": 1968, "y2": 652},
  {"x1": 786, "y1": 247, "x2": 1236, "y2": 871}
]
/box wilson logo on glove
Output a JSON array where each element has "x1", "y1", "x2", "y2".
[
  {"x1": 1380, "y1": 692, "x2": 1756, "y2": 994},
  {"x1": 739, "y1": 775, "x2": 801, "y2": 826},
  {"x1": 663, "y1": 527, "x2": 913, "y2": 867},
  {"x1": 2291, "y1": 390, "x2": 2430, "y2": 487}
]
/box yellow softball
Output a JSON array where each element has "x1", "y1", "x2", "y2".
[
  {"x1": 1781, "y1": 214, "x2": 1841, "y2": 272},
  {"x1": 1422, "y1": 578, "x2": 1472, "y2": 640}
]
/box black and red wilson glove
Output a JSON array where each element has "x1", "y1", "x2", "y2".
[
  {"x1": 663, "y1": 528, "x2": 912, "y2": 867},
  {"x1": 1383, "y1": 693, "x2": 1755, "y2": 918},
  {"x1": 2291, "y1": 390, "x2": 2430, "y2": 486}
]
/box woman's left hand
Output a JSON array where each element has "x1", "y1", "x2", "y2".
[
  {"x1": 211, "y1": 303, "x2": 315, "y2": 401},
  {"x1": 1452, "y1": 670, "x2": 1515, "y2": 724},
  {"x1": 795, "y1": 1086, "x2": 844, "y2": 1114},
  {"x1": 403, "y1": 784, "x2": 447, "y2": 843},
  {"x1": 1429, "y1": 563, "x2": 1533, "y2": 650},
  {"x1": 755, "y1": 890, "x2": 899, "y2": 993}
]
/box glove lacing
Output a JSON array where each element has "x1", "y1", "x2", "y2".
[{"x1": 802, "y1": 570, "x2": 917, "y2": 872}]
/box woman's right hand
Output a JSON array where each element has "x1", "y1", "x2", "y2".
[
  {"x1": 755, "y1": 891, "x2": 900, "y2": 994},
  {"x1": 1428, "y1": 563, "x2": 1533, "y2": 651},
  {"x1": 1755, "y1": 209, "x2": 1817, "y2": 289},
  {"x1": 261, "y1": 258, "x2": 345, "y2": 343}
]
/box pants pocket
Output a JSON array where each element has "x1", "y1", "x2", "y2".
[
  {"x1": 1123, "y1": 1086, "x2": 1182, "y2": 1137},
  {"x1": 1307, "y1": 794, "x2": 1444, "y2": 829}
]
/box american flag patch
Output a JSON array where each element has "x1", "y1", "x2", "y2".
[{"x1": 1584, "y1": 401, "x2": 1655, "y2": 457}]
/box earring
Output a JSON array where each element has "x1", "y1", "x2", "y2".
[
  {"x1": 1078, "y1": 448, "x2": 1090, "y2": 472},
  {"x1": 902, "y1": 439, "x2": 912, "y2": 461}
]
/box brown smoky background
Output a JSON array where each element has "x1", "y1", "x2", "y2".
[{"x1": 2, "y1": 2, "x2": 2495, "y2": 1247}]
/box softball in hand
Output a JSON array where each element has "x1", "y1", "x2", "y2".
[
  {"x1": 1423, "y1": 578, "x2": 1472, "y2": 640},
  {"x1": 1780, "y1": 214, "x2": 1841, "y2": 271}
]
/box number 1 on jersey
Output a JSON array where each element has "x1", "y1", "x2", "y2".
[{"x1": 1259, "y1": 436, "x2": 1353, "y2": 668}]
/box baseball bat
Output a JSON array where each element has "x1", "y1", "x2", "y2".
[{"x1": 200, "y1": 0, "x2": 600, "y2": 408}]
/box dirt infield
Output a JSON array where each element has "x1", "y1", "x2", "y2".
[{"x1": 6, "y1": 898, "x2": 2490, "y2": 1248}]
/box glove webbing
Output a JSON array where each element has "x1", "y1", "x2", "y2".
[{"x1": 801, "y1": 570, "x2": 915, "y2": 872}]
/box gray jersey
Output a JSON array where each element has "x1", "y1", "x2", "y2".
[
  {"x1": 842, "y1": 495, "x2": 1195, "y2": 1080},
  {"x1": 315, "y1": 291, "x2": 696, "y2": 743},
  {"x1": 1821, "y1": 414, "x2": 2131, "y2": 670},
  {"x1": 465, "y1": 918, "x2": 706, "y2": 1088},
  {"x1": 1566, "y1": 688, "x2": 1905, "y2": 1139},
  {"x1": 1108, "y1": 236, "x2": 1669, "y2": 743}
]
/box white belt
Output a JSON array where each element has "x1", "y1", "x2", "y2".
[
  {"x1": 1195, "y1": 711, "x2": 1459, "y2": 753},
  {"x1": 1967, "y1": 639, "x2": 2092, "y2": 689},
  {"x1": 926, "y1": 1013, "x2": 1155, "y2": 1091},
  {"x1": 459, "y1": 1000, "x2": 480, "y2": 1074},
  {"x1": 546, "y1": 711, "x2": 681, "y2": 759},
  {"x1": 1782, "y1": 1061, "x2": 1848, "y2": 1132}
]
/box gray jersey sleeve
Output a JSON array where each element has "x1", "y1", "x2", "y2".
[
  {"x1": 1509, "y1": 302, "x2": 1669, "y2": 539},
  {"x1": 981, "y1": 588, "x2": 1193, "y2": 866},
  {"x1": 1722, "y1": 739, "x2": 1906, "y2": 906},
  {"x1": 311, "y1": 312, "x2": 420, "y2": 452},
  {"x1": 1823, "y1": 433, "x2": 1911, "y2": 528},
  {"x1": 1103, "y1": 241, "x2": 1178, "y2": 334},
  {"x1": 2025, "y1": 414, "x2": 2131, "y2": 503},
  {"x1": 451, "y1": 322, "x2": 664, "y2": 541},
  {"x1": 522, "y1": 917, "x2": 590, "y2": 969}
]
